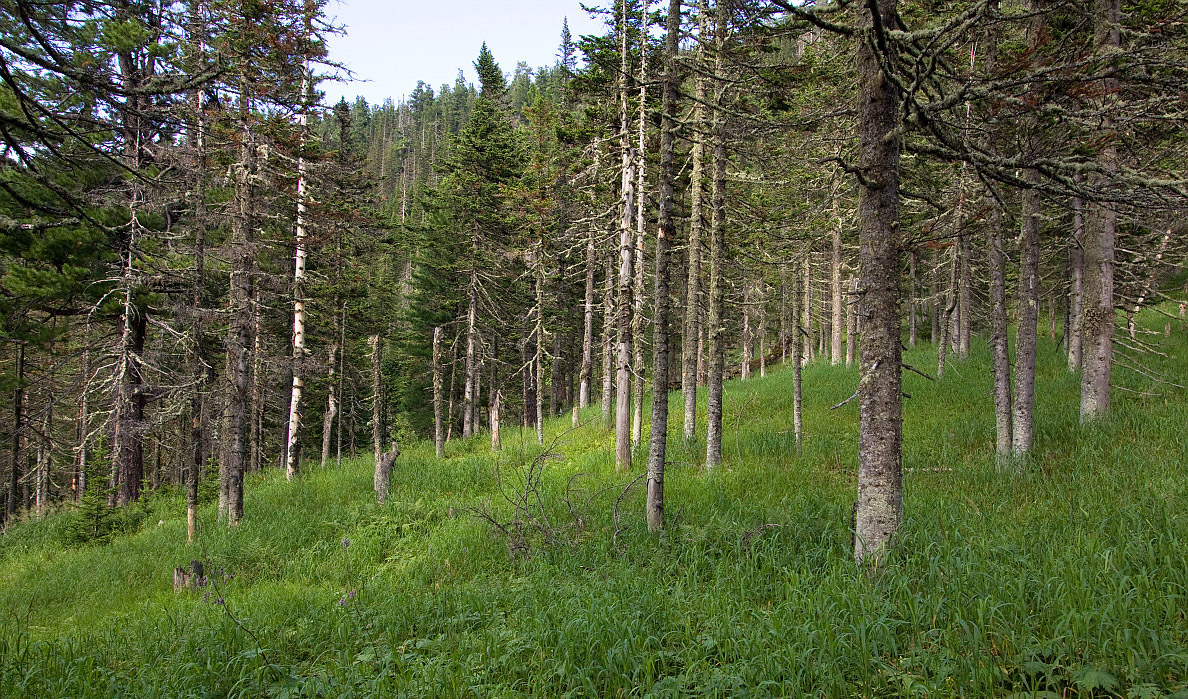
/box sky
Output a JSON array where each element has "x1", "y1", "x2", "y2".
[{"x1": 321, "y1": 0, "x2": 607, "y2": 106}]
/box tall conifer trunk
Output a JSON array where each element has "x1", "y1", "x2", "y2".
[
  {"x1": 463, "y1": 273, "x2": 478, "y2": 438},
  {"x1": 632, "y1": 46, "x2": 647, "y2": 450},
  {"x1": 223, "y1": 81, "x2": 257, "y2": 526},
  {"x1": 285, "y1": 39, "x2": 312, "y2": 481},
  {"x1": 704, "y1": 0, "x2": 728, "y2": 470},
  {"x1": 433, "y1": 327, "x2": 444, "y2": 458},
  {"x1": 1081, "y1": 0, "x2": 1119, "y2": 421},
  {"x1": 1068, "y1": 189, "x2": 1084, "y2": 370},
  {"x1": 1013, "y1": 173, "x2": 1041, "y2": 455},
  {"x1": 647, "y1": 0, "x2": 681, "y2": 532},
  {"x1": 615, "y1": 3, "x2": 636, "y2": 471},
  {"x1": 601, "y1": 253, "x2": 615, "y2": 428},
  {"x1": 682, "y1": 7, "x2": 707, "y2": 442},
  {"x1": 831, "y1": 178, "x2": 844, "y2": 365},
  {"x1": 7, "y1": 344, "x2": 24, "y2": 525},
  {"x1": 370, "y1": 335, "x2": 383, "y2": 459},
  {"x1": 853, "y1": 0, "x2": 903, "y2": 563}
]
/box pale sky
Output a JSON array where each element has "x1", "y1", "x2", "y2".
[{"x1": 321, "y1": 0, "x2": 608, "y2": 106}]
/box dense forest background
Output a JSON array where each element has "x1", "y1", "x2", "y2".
[{"x1": 1, "y1": 0, "x2": 1186, "y2": 557}]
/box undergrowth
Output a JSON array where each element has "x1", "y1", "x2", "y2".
[{"x1": 1, "y1": 310, "x2": 1187, "y2": 697}]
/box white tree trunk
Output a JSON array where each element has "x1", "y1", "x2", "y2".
[{"x1": 285, "y1": 64, "x2": 311, "y2": 481}]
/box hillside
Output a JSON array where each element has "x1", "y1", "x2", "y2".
[{"x1": 2, "y1": 326, "x2": 1188, "y2": 697}]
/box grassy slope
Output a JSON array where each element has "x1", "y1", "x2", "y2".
[{"x1": 2, "y1": 314, "x2": 1187, "y2": 698}]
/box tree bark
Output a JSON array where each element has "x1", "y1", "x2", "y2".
[
  {"x1": 802, "y1": 254, "x2": 813, "y2": 364},
  {"x1": 321, "y1": 342, "x2": 339, "y2": 469},
  {"x1": 223, "y1": 89, "x2": 256, "y2": 526},
  {"x1": 490, "y1": 338, "x2": 501, "y2": 450},
  {"x1": 578, "y1": 229, "x2": 596, "y2": 418},
  {"x1": 704, "y1": 0, "x2": 728, "y2": 470},
  {"x1": 534, "y1": 257, "x2": 545, "y2": 446},
  {"x1": 853, "y1": 0, "x2": 903, "y2": 564},
  {"x1": 846, "y1": 274, "x2": 857, "y2": 367},
  {"x1": 463, "y1": 273, "x2": 477, "y2": 438},
  {"x1": 758, "y1": 281, "x2": 767, "y2": 378},
  {"x1": 682, "y1": 15, "x2": 707, "y2": 442},
  {"x1": 908, "y1": 249, "x2": 917, "y2": 347},
  {"x1": 285, "y1": 59, "x2": 311, "y2": 482},
  {"x1": 742, "y1": 282, "x2": 752, "y2": 380},
  {"x1": 647, "y1": 0, "x2": 681, "y2": 533},
  {"x1": 957, "y1": 166, "x2": 972, "y2": 358},
  {"x1": 790, "y1": 262, "x2": 804, "y2": 446},
  {"x1": 370, "y1": 335, "x2": 383, "y2": 459},
  {"x1": 831, "y1": 178, "x2": 845, "y2": 365},
  {"x1": 1012, "y1": 175, "x2": 1041, "y2": 455},
  {"x1": 1068, "y1": 190, "x2": 1084, "y2": 370},
  {"x1": 989, "y1": 199, "x2": 1013, "y2": 461},
  {"x1": 6, "y1": 344, "x2": 24, "y2": 525},
  {"x1": 374, "y1": 442, "x2": 399, "y2": 505},
  {"x1": 432, "y1": 326, "x2": 444, "y2": 458},
  {"x1": 615, "y1": 3, "x2": 635, "y2": 472},
  {"x1": 1081, "y1": 0, "x2": 1119, "y2": 422},
  {"x1": 601, "y1": 253, "x2": 615, "y2": 429},
  {"x1": 632, "y1": 47, "x2": 648, "y2": 451}
]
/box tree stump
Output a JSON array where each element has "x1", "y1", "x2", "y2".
[
  {"x1": 374, "y1": 442, "x2": 401, "y2": 504},
  {"x1": 173, "y1": 560, "x2": 204, "y2": 592}
]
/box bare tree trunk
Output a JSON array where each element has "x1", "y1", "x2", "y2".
[
  {"x1": 831, "y1": 179, "x2": 845, "y2": 365},
  {"x1": 758, "y1": 281, "x2": 767, "y2": 378},
  {"x1": 535, "y1": 257, "x2": 545, "y2": 446},
  {"x1": 632, "y1": 47, "x2": 648, "y2": 451},
  {"x1": 490, "y1": 338, "x2": 501, "y2": 450},
  {"x1": 186, "y1": 56, "x2": 207, "y2": 540},
  {"x1": 446, "y1": 338, "x2": 457, "y2": 441},
  {"x1": 704, "y1": 0, "x2": 728, "y2": 470},
  {"x1": 802, "y1": 254, "x2": 813, "y2": 364},
  {"x1": 929, "y1": 254, "x2": 939, "y2": 345},
  {"x1": 6, "y1": 344, "x2": 24, "y2": 525},
  {"x1": 112, "y1": 259, "x2": 147, "y2": 507},
  {"x1": 1129, "y1": 229, "x2": 1170, "y2": 338},
  {"x1": 551, "y1": 261, "x2": 565, "y2": 419},
  {"x1": 1081, "y1": 0, "x2": 1119, "y2": 422},
  {"x1": 779, "y1": 277, "x2": 789, "y2": 364},
  {"x1": 989, "y1": 200, "x2": 1013, "y2": 461},
  {"x1": 1068, "y1": 190, "x2": 1084, "y2": 370},
  {"x1": 647, "y1": 0, "x2": 681, "y2": 533},
  {"x1": 432, "y1": 327, "x2": 444, "y2": 459},
  {"x1": 374, "y1": 442, "x2": 398, "y2": 505},
  {"x1": 846, "y1": 274, "x2": 857, "y2": 367},
  {"x1": 579, "y1": 225, "x2": 596, "y2": 413},
  {"x1": 682, "y1": 17, "x2": 707, "y2": 442},
  {"x1": 321, "y1": 342, "x2": 339, "y2": 469},
  {"x1": 601, "y1": 253, "x2": 615, "y2": 429},
  {"x1": 223, "y1": 93, "x2": 256, "y2": 526},
  {"x1": 853, "y1": 0, "x2": 903, "y2": 564},
  {"x1": 1012, "y1": 176, "x2": 1041, "y2": 455},
  {"x1": 463, "y1": 273, "x2": 477, "y2": 438},
  {"x1": 790, "y1": 262, "x2": 804, "y2": 446},
  {"x1": 490, "y1": 388, "x2": 501, "y2": 451},
  {"x1": 615, "y1": 2, "x2": 636, "y2": 472},
  {"x1": 370, "y1": 336, "x2": 383, "y2": 459},
  {"x1": 249, "y1": 298, "x2": 265, "y2": 474},
  {"x1": 742, "y1": 282, "x2": 752, "y2": 380},
  {"x1": 285, "y1": 61, "x2": 312, "y2": 482},
  {"x1": 77, "y1": 329, "x2": 92, "y2": 503},
  {"x1": 908, "y1": 249, "x2": 918, "y2": 347},
  {"x1": 937, "y1": 244, "x2": 956, "y2": 379},
  {"x1": 957, "y1": 168, "x2": 972, "y2": 359}
]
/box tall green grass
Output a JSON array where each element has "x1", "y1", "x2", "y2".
[{"x1": 2, "y1": 311, "x2": 1187, "y2": 697}]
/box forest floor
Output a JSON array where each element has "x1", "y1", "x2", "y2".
[{"x1": 2, "y1": 312, "x2": 1187, "y2": 697}]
